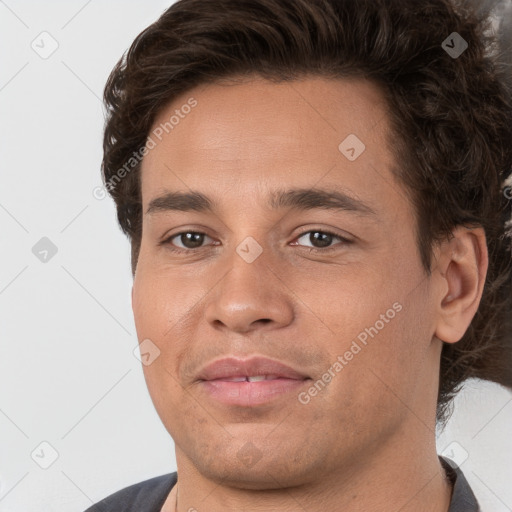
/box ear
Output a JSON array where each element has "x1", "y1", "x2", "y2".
[{"x1": 434, "y1": 226, "x2": 488, "y2": 344}]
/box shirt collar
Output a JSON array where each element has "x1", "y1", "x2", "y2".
[{"x1": 439, "y1": 455, "x2": 480, "y2": 512}]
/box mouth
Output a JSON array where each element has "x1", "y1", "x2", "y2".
[{"x1": 196, "y1": 356, "x2": 311, "y2": 407}]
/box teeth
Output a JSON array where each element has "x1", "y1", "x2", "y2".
[
  {"x1": 221, "y1": 375, "x2": 278, "y2": 382},
  {"x1": 247, "y1": 376, "x2": 266, "y2": 382}
]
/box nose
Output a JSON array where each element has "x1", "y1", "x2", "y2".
[{"x1": 204, "y1": 245, "x2": 295, "y2": 334}]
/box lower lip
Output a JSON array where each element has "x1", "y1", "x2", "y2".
[{"x1": 200, "y1": 378, "x2": 308, "y2": 406}]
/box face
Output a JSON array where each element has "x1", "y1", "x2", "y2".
[{"x1": 132, "y1": 76, "x2": 443, "y2": 488}]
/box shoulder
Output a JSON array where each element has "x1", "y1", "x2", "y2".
[{"x1": 83, "y1": 472, "x2": 177, "y2": 512}]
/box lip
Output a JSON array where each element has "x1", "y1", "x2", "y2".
[{"x1": 196, "y1": 356, "x2": 310, "y2": 407}]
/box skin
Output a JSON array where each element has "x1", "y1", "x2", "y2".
[{"x1": 131, "y1": 76, "x2": 488, "y2": 512}]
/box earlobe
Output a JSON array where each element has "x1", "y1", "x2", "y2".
[{"x1": 434, "y1": 227, "x2": 488, "y2": 344}]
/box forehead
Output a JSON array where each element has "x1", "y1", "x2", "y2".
[{"x1": 140, "y1": 76, "x2": 400, "y2": 208}]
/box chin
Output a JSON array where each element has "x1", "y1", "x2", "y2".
[
  {"x1": 184, "y1": 439, "x2": 322, "y2": 490},
  {"x1": 198, "y1": 461, "x2": 310, "y2": 490}
]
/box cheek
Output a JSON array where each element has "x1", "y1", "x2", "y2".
[
  {"x1": 132, "y1": 270, "x2": 191, "y2": 434},
  {"x1": 131, "y1": 260, "x2": 204, "y2": 395},
  {"x1": 316, "y1": 260, "x2": 430, "y2": 403},
  {"x1": 132, "y1": 260, "x2": 200, "y2": 342},
  {"x1": 340, "y1": 280, "x2": 436, "y2": 419}
]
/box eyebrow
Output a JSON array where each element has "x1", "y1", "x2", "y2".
[{"x1": 146, "y1": 187, "x2": 376, "y2": 216}]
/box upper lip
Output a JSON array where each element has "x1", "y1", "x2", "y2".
[{"x1": 196, "y1": 356, "x2": 309, "y2": 381}]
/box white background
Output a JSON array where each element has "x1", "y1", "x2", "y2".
[{"x1": 0, "y1": 1, "x2": 511, "y2": 511}]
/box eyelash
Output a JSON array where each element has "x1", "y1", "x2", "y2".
[{"x1": 160, "y1": 229, "x2": 352, "y2": 254}]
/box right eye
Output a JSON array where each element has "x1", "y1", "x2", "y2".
[{"x1": 161, "y1": 231, "x2": 217, "y2": 252}]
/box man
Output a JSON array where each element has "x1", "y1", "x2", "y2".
[{"x1": 87, "y1": 0, "x2": 512, "y2": 510}]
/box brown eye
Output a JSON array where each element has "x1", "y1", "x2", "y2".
[
  {"x1": 166, "y1": 232, "x2": 213, "y2": 250},
  {"x1": 304, "y1": 231, "x2": 334, "y2": 248},
  {"x1": 295, "y1": 230, "x2": 346, "y2": 249}
]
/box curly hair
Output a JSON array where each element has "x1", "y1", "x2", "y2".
[{"x1": 101, "y1": 0, "x2": 512, "y2": 428}]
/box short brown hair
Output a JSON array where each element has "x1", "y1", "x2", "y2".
[{"x1": 102, "y1": 0, "x2": 512, "y2": 427}]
